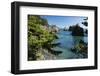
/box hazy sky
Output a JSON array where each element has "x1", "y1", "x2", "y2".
[{"x1": 41, "y1": 15, "x2": 87, "y2": 29}]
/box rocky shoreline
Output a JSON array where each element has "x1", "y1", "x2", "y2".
[{"x1": 36, "y1": 49, "x2": 57, "y2": 60}]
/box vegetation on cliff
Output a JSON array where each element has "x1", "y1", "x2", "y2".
[{"x1": 28, "y1": 15, "x2": 58, "y2": 60}]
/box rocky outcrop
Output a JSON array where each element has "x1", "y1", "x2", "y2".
[{"x1": 68, "y1": 24, "x2": 84, "y2": 36}]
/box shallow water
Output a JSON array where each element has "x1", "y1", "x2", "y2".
[{"x1": 52, "y1": 30, "x2": 88, "y2": 59}]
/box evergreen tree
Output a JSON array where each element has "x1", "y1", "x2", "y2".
[{"x1": 28, "y1": 15, "x2": 57, "y2": 60}]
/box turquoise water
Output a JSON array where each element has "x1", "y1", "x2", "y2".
[{"x1": 52, "y1": 30, "x2": 88, "y2": 59}]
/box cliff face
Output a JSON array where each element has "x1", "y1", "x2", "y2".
[
  {"x1": 68, "y1": 24, "x2": 84, "y2": 36},
  {"x1": 72, "y1": 26, "x2": 84, "y2": 36},
  {"x1": 48, "y1": 25, "x2": 59, "y2": 33}
]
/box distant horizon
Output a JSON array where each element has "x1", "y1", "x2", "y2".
[{"x1": 41, "y1": 15, "x2": 88, "y2": 29}]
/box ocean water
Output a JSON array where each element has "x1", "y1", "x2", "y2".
[{"x1": 52, "y1": 30, "x2": 88, "y2": 59}]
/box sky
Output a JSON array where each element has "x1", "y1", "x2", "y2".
[{"x1": 41, "y1": 15, "x2": 88, "y2": 29}]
